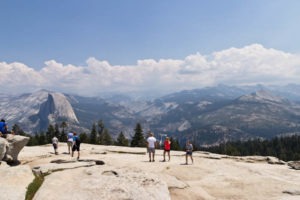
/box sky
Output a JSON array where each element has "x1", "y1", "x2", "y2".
[{"x1": 1, "y1": 0, "x2": 300, "y2": 96}]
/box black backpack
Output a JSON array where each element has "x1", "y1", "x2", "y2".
[{"x1": 75, "y1": 136, "x2": 81, "y2": 146}]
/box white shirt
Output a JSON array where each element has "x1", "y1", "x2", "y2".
[
  {"x1": 147, "y1": 136, "x2": 157, "y2": 148},
  {"x1": 52, "y1": 137, "x2": 58, "y2": 144}
]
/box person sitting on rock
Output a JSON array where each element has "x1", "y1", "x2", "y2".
[{"x1": 0, "y1": 119, "x2": 8, "y2": 138}]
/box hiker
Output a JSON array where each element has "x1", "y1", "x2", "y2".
[
  {"x1": 52, "y1": 136, "x2": 59, "y2": 155},
  {"x1": 147, "y1": 132, "x2": 157, "y2": 162},
  {"x1": 67, "y1": 132, "x2": 74, "y2": 154},
  {"x1": 0, "y1": 119, "x2": 8, "y2": 138},
  {"x1": 162, "y1": 137, "x2": 171, "y2": 162},
  {"x1": 185, "y1": 140, "x2": 194, "y2": 164},
  {"x1": 71, "y1": 132, "x2": 80, "y2": 160}
]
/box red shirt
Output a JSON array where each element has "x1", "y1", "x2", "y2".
[{"x1": 164, "y1": 140, "x2": 171, "y2": 150}]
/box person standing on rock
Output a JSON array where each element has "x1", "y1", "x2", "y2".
[
  {"x1": 52, "y1": 136, "x2": 59, "y2": 155},
  {"x1": 67, "y1": 132, "x2": 74, "y2": 154},
  {"x1": 185, "y1": 140, "x2": 194, "y2": 164},
  {"x1": 147, "y1": 132, "x2": 157, "y2": 162},
  {"x1": 71, "y1": 132, "x2": 80, "y2": 160},
  {"x1": 162, "y1": 137, "x2": 171, "y2": 162}
]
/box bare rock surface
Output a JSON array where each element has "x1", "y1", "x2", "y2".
[
  {"x1": 33, "y1": 166, "x2": 170, "y2": 200},
  {"x1": 0, "y1": 137, "x2": 7, "y2": 160},
  {"x1": 0, "y1": 162, "x2": 34, "y2": 200},
  {"x1": 288, "y1": 161, "x2": 300, "y2": 170},
  {"x1": 1, "y1": 135, "x2": 29, "y2": 163},
  {"x1": 4, "y1": 143, "x2": 299, "y2": 200}
]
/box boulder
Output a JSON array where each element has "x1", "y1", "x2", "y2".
[
  {"x1": 2, "y1": 135, "x2": 29, "y2": 163},
  {"x1": 0, "y1": 163, "x2": 35, "y2": 200},
  {"x1": 288, "y1": 161, "x2": 300, "y2": 170},
  {"x1": 0, "y1": 137, "x2": 8, "y2": 160}
]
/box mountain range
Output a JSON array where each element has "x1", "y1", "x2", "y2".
[{"x1": 1, "y1": 84, "x2": 300, "y2": 146}]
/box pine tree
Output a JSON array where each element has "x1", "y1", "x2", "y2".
[
  {"x1": 79, "y1": 132, "x2": 89, "y2": 143},
  {"x1": 102, "y1": 129, "x2": 113, "y2": 145},
  {"x1": 46, "y1": 124, "x2": 55, "y2": 143},
  {"x1": 116, "y1": 131, "x2": 129, "y2": 146},
  {"x1": 170, "y1": 137, "x2": 181, "y2": 150},
  {"x1": 60, "y1": 121, "x2": 68, "y2": 142},
  {"x1": 38, "y1": 132, "x2": 47, "y2": 145},
  {"x1": 90, "y1": 123, "x2": 97, "y2": 144},
  {"x1": 54, "y1": 123, "x2": 60, "y2": 138},
  {"x1": 12, "y1": 124, "x2": 25, "y2": 135},
  {"x1": 98, "y1": 120, "x2": 105, "y2": 144},
  {"x1": 131, "y1": 123, "x2": 146, "y2": 147}
]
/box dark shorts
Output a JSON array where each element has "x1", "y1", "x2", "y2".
[
  {"x1": 164, "y1": 149, "x2": 170, "y2": 152},
  {"x1": 186, "y1": 151, "x2": 193, "y2": 155},
  {"x1": 148, "y1": 147, "x2": 155, "y2": 153},
  {"x1": 53, "y1": 143, "x2": 58, "y2": 149},
  {"x1": 72, "y1": 144, "x2": 80, "y2": 152}
]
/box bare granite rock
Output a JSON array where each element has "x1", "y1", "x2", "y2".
[
  {"x1": 1, "y1": 135, "x2": 29, "y2": 163},
  {"x1": 0, "y1": 162, "x2": 34, "y2": 200},
  {"x1": 288, "y1": 161, "x2": 300, "y2": 170},
  {"x1": 13, "y1": 144, "x2": 300, "y2": 200},
  {"x1": 0, "y1": 137, "x2": 8, "y2": 160},
  {"x1": 5, "y1": 135, "x2": 29, "y2": 163},
  {"x1": 33, "y1": 166, "x2": 170, "y2": 200}
]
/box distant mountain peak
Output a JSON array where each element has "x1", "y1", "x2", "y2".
[
  {"x1": 40, "y1": 92, "x2": 79, "y2": 124},
  {"x1": 238, "y1": 89, "x2": 287, "y2": 104}
]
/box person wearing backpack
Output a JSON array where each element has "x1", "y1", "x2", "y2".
[{"x1": 71, "y1": 132, "x2": 81, "y2": 160}]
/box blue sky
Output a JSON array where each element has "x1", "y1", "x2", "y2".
[
  {"x1": 1, "y1": 1, "x2": 300, "y2": 96},
  {"x1": 1, "y1": 0, "x2": 300, "y2": 69}
]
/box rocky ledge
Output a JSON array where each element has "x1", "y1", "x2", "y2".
[{"x1": 1, "y1": 143, "x2": 300, "y2": 200}]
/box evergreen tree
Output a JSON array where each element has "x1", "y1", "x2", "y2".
[
  {"x1": 90, "y1": 123, "x2": 97, "y2": 144},
  {"x1": 102, "y1": 129, "x2": 113, "y2": 145},
  {"x1": 79, "y1": 132, "x2": 89, "y2": 143},
  {"x1": 12, "y1": 124, "x2": 25, "y2": 135},
  {"x1": 170, "y1": 137, "x2": 181, "y2": 150},
  {"x1": 60, "y1": 121, "x2": 68, "y2": 142},
  {"x1": 46, "y1": 125, "x2": 55, "y2": 143},
  {"x1": 54, "y1": 123, "x2": 60, "y2": 138},
  {"x1": 27, "y1": 135, "x2": 38, "y2": 146},
  {"x1": 38, "y1": 132, "x2": 47, "y2": 145},
  {"x1": 97, "y1": 120, "x2": 105, "y2": 144},
  {"x1": 116, "y1": 131, "x2": 129, "y2": 146},
  {"x1": 131, "y1": 123, "x2": 146, "y2": 147}
]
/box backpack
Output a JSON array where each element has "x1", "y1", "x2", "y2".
[{"x1": 75, "y1": 136, "x2": 81, "y2": 146}]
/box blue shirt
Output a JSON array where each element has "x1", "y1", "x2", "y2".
[
  {"x1": 0, "y1": 121, "x2": 7, "y2": 134},
  {"x1": 73, "y1": 135, "x2": 80, "y2": 146}
]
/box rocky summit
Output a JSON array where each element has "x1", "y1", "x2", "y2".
[{"x1": 1, "y1": 140, "x2": 300, "y2": 200}]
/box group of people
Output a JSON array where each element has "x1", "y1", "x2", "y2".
[
  {"x1": 146, "y1": 132, "x2": 194, "y2": 164},
  {"x1": 52, "y1": 132, "x2": 81, "y2": 160}
]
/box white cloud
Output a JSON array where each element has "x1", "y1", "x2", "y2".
[{"x1": 1, "y1": 44, "x2": 300, "y2": 96}]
